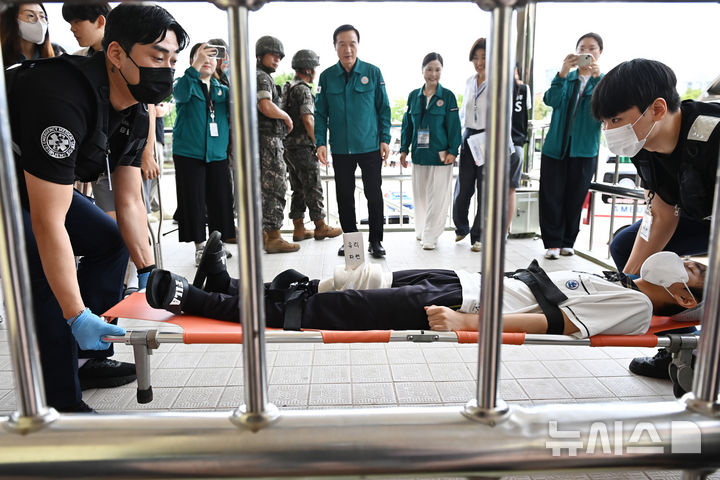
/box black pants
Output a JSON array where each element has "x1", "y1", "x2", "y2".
[
  {"x1": 332, "y1": 151, "x2": 384, "y2": 243},
  {"x1": 173, "y1": 154, "x2": 235, "y2": 243},
  {"x1": 23, "y1": 191, "x2": 129, "y2": 409},
  {"x1": 452, "y1": 129, "x2": 484, "y2": 243},
  {"x1": 192, "y1": 269, "x2": 463, "y2": 330},
  {"x1": 538, "y1": 152, "x2": 597, "y2": 248}
]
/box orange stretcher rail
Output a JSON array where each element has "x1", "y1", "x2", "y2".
[{"x1": 104, "y1": 292, "x2": 700, "y2": 347}]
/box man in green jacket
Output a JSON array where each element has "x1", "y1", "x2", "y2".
[{"x1": 314, "y1": 24, "x2": 391, "y2": 258}]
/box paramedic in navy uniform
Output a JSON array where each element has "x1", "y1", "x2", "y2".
[{"x1": 7, "y1": 4, "x2": 188, "y2": 412}]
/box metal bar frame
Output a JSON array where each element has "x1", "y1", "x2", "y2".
[{"x1": 0, "y1": 0, "x2": 719, "y2": 476}]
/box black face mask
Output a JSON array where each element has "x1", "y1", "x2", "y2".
[{"x1": 119, "y1": 51, "x2": 175, "y2": 105}]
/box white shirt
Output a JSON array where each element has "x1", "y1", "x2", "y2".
[
  {"x1": 455, "y1": 270, "x2": 652, "y2": 338},
  {"x1": 459, "y1": 74, "x2": 487, "y2": 130}
]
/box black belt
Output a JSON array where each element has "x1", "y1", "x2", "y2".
[
  {"x1": 505, "y1": 260, "x2": 568, "y2": 335},
  {"x1": 265, "y1": 269, "x2": 311, "y2": 331}
]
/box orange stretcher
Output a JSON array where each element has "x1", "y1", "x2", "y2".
[
  {"x1": 103, "y1": 292, "x2": 701, "y2": 404},
  {"x1": 104, "y1": 292, "x2": 700, "y2": 347}
]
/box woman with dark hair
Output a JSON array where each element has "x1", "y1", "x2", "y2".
[
  {"x1": 400, "y1": 52, "x2": 461, "y2": 250},
  {"x1": 0, "y1": 2, "x2": 54, "y2": 65},
  {"x1": 172, "y1": 42, "x2": 235, "y2": 265},
  {"x1": 539, "y1": 32, "x2": 604, "y2": 260}
]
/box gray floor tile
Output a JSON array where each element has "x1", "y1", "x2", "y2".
[
  {"x1": 313, "y1": 349, "x2": 351, "y2": 365},
  {"x1": 148, "y1": 368, "x2": 193, "y2": 388},
  {"x1": 565, "y1": 346, "x2": 610, "y2": 360},
  {"x1": 391, "y1": 364, "x2": 433, "y2": 382},
  {"x1": 309, "y1": 383, "x2": 352, "y2": 405},
  {"x1": 269, "y1": 366, "x2": 311, "y2": 385},
  {"x1": 499, "y1": 379, "x2": 529, "y2": 400},
  {"x1": 124, "y1": 387, "x2": 182, "y2": 410},
  {"x1": 597, "y1": 377, "x2": 662, "y2": 398},
  {"x1": 218, "y1": 386, "x2": 245, "y2": 408},
  {"x1": 350, "y1": 349, "x2": 389, "y2": 366},
  {"x1": 156, "y1": 352, "x2": 204, "y2": 369},
  {"x1": 436, "y1": 381, "x2": 475, "y2": 403},
  {"x1": 351, "y1": 364, "x2": 393, "y2": 383},
  {"x1": 557, "y1": 377, "x2": 613, "y2": 399},
  {"x1": 588, "y1": 473, "x2": 649, "y2": 480},
  {"x1": 518, "y1": 378, "x2": 572, "y2": 400},
  {"x1": 0, "y1": 371, "x2": 14, "y2": 389},
  {"x1": 504, "y1": 361, "x2": 553, "y2": 379},
  {"x1": 172, "y1": 386, "x2": 223, "y2": 409},
  {"x1": 422, "y1": 347, "x2": 462, "y2": 363},
  {"x1": 395, "y1": 382, "x2": 441, "y2": 404},
  {"x1": 526, "y1": 345, "x2": 574, "y2": 360},
  {"x1": 578, "y1": 358, "x2": 631, "y2": 377},
  {"x1": 88, "y1": 388, "x2": 136, "y2": 411},
  {"x1": 428, "y1": 363, "x2": 473, "y2": 382},
  {"x1": 311, "y1": 365, "x2": 351, "y2": 383},
  {"x1": 274, "y1": 350, "x2": 313, "y2": 366},
  {"x1": 169, "y1": 343, "x2": 209, "y2": 353},
  {"x1": 456, "y1": 347, "x2": 478, "y2": 363},
  {"x1": 542, "y1": 359, "x2": 592, "y2": 378},
  {"x1": 352, "y1": 383, "x2": 396, "y2": 405},
  {"x1": 185, "y1": 368, "x2": 233, "y2": 387},
  {"x1": 268, "y1": 384, "x2": 309, "y2": 407},
  {"x1": 0, "y1": 355, "x2": 10, "y2": 371},
  {"x1": 502, "y1": 345, "x2": 538, "y2": 361},
  {"x1": 226, "y1": 368, "x2": 245, "y2": 386},
  {"x1": 387, "y1": 348, "x2": 426, "y2": 364},
  {"x1": 197, "y1": 351, "x2": 242, "y2": 368}
]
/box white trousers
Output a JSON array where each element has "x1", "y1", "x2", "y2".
[{"x1": 412, "y1": 164, "x2": 453, "y2": 245}]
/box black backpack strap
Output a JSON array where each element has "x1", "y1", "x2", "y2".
[
  {"x1": 267, "y1": 269, "x2": 311, "y2": 331},
  {"x1": 508, "y1": 259, "x2": 568, "y2": 335}
]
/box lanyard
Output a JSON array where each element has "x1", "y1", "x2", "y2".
[
  {"x1": 473, "y1": 80, "x2": 487, "y2": 122},
  {"x1": 201, "y1": 82, "x2": 215, "y2": 121}
]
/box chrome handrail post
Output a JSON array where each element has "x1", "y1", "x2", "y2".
[
  {"x1": 465, "y1": 0, "x2": 516, "y2": 422},
  {"x1": 225, "y1": 1, "x2": 278, "y2": 428}
]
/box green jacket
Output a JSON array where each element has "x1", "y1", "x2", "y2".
[
  {"x1": 314, "y1": 59, "x2": 391, "y2": 155},
  {"x1": 172, "y1": 67, "x2": 229, "y2": 162},
  {"x1": 542, "y1": 70, "x2": 603, "y2": 159},
  {"x1": 400, "y1": 83, "x2": 461, "y2": 166}
]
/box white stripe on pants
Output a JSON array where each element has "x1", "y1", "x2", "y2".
[{"x1": 412, "y1": 164, "x2": 453, "y2": 245}]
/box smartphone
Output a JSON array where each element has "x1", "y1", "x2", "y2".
[
  {"x1": 207, "y1": 44, "x2": 226, "y2": 59},
  {"x1": 576, "y1": 53, "x2": 593, "y2": 67}
]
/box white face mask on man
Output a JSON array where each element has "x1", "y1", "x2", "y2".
[
  {"x1": 604, "y1": 105, "x2": 656, "y2": 158},
  {"x1": 17, "y1": 19, "x2": 48, "y2": 45},
  {"x1": 640, "y1": 251, "x2": 695, "y2": 303}
]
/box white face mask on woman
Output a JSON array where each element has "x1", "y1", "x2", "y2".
[
  {"x1": 604, "y1": 106, "x2": 656, "y2": 158},
  {"x1": 640, "y1": 251, "x2": 695, "y2": 302},
  {"x1": 17, "y1": 19, "x2": 48, "y2": 45}
]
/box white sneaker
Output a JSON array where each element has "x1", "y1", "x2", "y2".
[
  {"x1": 471, "y1": 241, "x2": 482, "y2": 252},
  {"x1": 560, "y1": 247, "x2": 575, "y2": 256},
  {"x1": 544, "y1": 248, "x2": 560, "y2": 260},
  {"x1": 422, "y1": 243, "x2": 436, "y2": 250}
]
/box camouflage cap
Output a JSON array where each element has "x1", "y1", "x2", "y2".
[
  {"x1": 256, "y1": 35, "x2": 284, "y2": 59},
  {"x1": 291, "y1": 49, "x2": 320, "y2": 71}
]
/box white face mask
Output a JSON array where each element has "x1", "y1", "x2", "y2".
[
  {"x1": 603, "y1": 106, "x2": 656, "y2": 158},
  {"x1": 640, "y1": 251, "x2": 695, "y2": 302},
  {"x1": 17, "y1": 19, "x2": 48, "y2": 45}
]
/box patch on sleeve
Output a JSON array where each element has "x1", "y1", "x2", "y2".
[
  {"x1": 687, "y1": 115, "x2": 720, "y2": 142},
  {"x1": 450, "y1": 107, "x2": 459, "y2": 112},
  {"x1": 41, "y1": 126, "x2": 76, "y2": 159},
  {"x1": 316, "y1": 85, "x2": 322, "y2": 93}
]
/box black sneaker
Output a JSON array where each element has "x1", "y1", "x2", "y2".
[
  {"x1": 193, "y1": 231, "x2": 226, "y2": 289},
  {"x1": 56, "y1": 400, "x2": 97, "y2": 413},
  {"x1": 629, "y1": 348, "x2": 672, "y2": 379},
  {"x1": 78, "y1": 358, "x2": 137, "y2": 390}
]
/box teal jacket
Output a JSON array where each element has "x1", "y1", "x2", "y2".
[
  {"x1": 400, "y1": 84, "x2": 461, "y2": 166},
  {"x1": 542, "y1": 70, "x2": 603, "y2": 159},
  {"x1": 172, "y1": 67, "x2": 230, "y2": 162},
  {"x1": 314, "y1": 59, "x2": 391, "y2": 155}
]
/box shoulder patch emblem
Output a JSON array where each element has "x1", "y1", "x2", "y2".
[
  {"x1": 687, "y1": 115, "x2": 720, "y2": 142},
  {"x1": 316, "y1": 85, "x2": 322, "y2": 93},
  {"x1": 361, "y1": 76, "x2": 369, "y2": 85},
  {"x1": 565, "y1": 279, "x2": 579, "y2": 290},
  {"x1": 436, "y1": 99, "x2": 444, "y2": 107},
  {"x1": 218, "y1": 89, "x2": 222, "y2": 96},
  {"x1": 41, "y1": 126, "x2": 75, "y2": 159}
]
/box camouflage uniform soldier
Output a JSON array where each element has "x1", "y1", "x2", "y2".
[
  {"x1": 283, "y1": 49, "x2": 342, "y2": 242},
  {"x1": 256, "y1": 36, "x2": 298, "y2": 253}
]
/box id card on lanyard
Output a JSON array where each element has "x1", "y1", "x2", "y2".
[
  {"x1": 204, "y1": 83, "x2": 219, "y2": 137},
  {"x1": 417, "y1": 96, "x2": 431, "y2": 149}
]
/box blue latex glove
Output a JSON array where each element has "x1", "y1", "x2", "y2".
[
  {"x1": 138, "y1": 271, "x2": 151, "y2": 290},
  {"x1": 67, "y1": 308, "x2": 126, "y2": 350}
]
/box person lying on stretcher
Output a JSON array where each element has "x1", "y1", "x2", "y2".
[{"x1": 145, "y1": 232, "x2": 705, "y2": 338}]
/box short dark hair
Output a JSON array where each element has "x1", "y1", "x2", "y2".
[
  {"x1": 653, "y1": 285, "x2": 704, "y2": 317},
  {"x1": 62, "y1": 3, "x2": 111, "y2": 23},
  {"x1": 422, "y1": 52, "x2": 443, "y2": 68},
  {"x1": 576, "y1": 32, "x2": 603, "y2": 52},
  {"x1": 333, "y1": 24, "x2": 360, "y2": 45},
  {"x1": 102, "y1": 4, "x2": 189, "y2": 54},
  {"x1": 591, "y1": 59, "x2": 682, "y2": 121},
  {"x1": 468, "y1": 38, "x2": 486, "y2": 62}
]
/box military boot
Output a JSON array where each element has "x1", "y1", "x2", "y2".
[
  {"x1": 314, "y1": 219, "x2": 342, "y2": 240},
  {"x1": 264, "y1": 230, "x2": 300, "y2": 253},
  {"x1": 292, "y1": 218, "x2": 314, "y2": 241}
]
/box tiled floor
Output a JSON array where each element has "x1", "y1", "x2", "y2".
[{"x1": 0, "y1": 178, "x2": 715, "y2": 479}]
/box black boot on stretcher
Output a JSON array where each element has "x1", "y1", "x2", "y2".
[
  {"x1": 146, "y1": 269, "x2": 190, "y2": 315},
  {"x1": 193, "y1": 230, "x2": 231, "y2": 293}
]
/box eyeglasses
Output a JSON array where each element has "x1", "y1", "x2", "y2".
[{"x1": 18, "y1": 10, "x2": 48, "y2": 24}]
